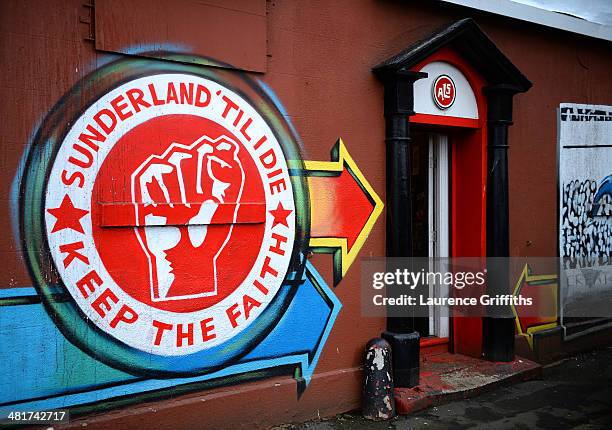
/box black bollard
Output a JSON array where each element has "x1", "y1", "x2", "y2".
[
  {"x1": 362, "y1": 337, "x2": 395, "y2": 420},
  {"x1": 382, "y1": 331, "x2": 420, "y2": 387}
]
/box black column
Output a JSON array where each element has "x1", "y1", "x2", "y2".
[
  {"x1": 483, "y1": 85, "x2": 519, "y2": 362},
  {"x1": 377, "y1": 70, "x2": 427, "y2": 333},
  {"x1": 375, "y1": 70, "x2": 427, "y2": 387}
]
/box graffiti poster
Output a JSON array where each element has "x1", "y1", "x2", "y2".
[{"x1": 558, "y1": 103, "x2": 612, "y2": 320}]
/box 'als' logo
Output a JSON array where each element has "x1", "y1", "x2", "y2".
[
  {"x1": 433, "y1": 74, "x2": 456, "y2": 110},
  {"x1": 44, "y1": 74, "x2": 296, "y2": 357}
]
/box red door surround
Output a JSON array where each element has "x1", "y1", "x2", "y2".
[{"x1": 411, "y1": 47, "x2": 488, "y2": 358}]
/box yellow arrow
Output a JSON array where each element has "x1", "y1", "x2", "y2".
[
  {"x1": 511, "y1": 264, "x2": 558, "y2": 350},
  {"x1": 297, "y1": 139, "x2": 383, "y2": 285}
]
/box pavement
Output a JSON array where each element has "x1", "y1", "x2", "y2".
[{"x1": 281, "y1": 347, "x2": 612, "y2": 430}]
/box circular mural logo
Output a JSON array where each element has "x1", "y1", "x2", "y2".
[
  {"x1": 432, "y1": 74, "x2": 456, "y2": 110},
  {"x1": 42, "y1": 73, "x2": 296, "y2": 357}
]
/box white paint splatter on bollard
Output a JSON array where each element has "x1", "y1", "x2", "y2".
[{"x1": 362, "y1": 337, "x2": 395, "y2": 420}]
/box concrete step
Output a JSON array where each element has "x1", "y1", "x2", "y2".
[{"x1": 395, "y1": 353, "x2": 541, "y2": 414}]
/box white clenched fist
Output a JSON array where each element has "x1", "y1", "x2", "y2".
[{"x1": 131, "y1": 134, "x2": 245, "y2": 301}]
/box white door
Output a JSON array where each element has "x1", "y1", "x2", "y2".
[{"x1": 428, "y1": 133, "x2": 450, "y2": 337}]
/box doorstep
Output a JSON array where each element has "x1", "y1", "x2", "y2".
[{"x1": 394, "y1": 353, "x2": 541, "y2": 414}]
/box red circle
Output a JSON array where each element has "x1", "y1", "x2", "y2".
[
  {"x1": 91, "y1": 114, "x2": 265, "y2": 313},
  {"x1": 433, "y1": 75, "x2": 456, "y2": 109}
]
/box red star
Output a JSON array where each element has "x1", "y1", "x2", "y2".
[
  {"x1": 47, "y1": 195, "x2": 89, "y2": 234},
  {"x1": 269, "y1": 201, "x2": 293, "y2": 228}
]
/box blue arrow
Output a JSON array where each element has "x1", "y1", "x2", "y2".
[
  {"x1": 239, "y1": 260, "x2": 342, "y2": 386},
  {"x1": 0, "y1": 261, "x2": 341, "y2": 412}
]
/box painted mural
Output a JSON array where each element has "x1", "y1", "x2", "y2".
[
  {"x1": 511, "y1": 264, "x2": 558, "y2": 350},
  {"x1": 558, "y1": 103, "x2": 612, "y2": 325},
  {"x1": 0, "y1": 56, "x2": 383, "y2": 413},
  {"x1": 511, "y1": 105, "x2": 612, "y2": 352},
  {"x1": 561, "y1": 178, "x2": 612, "y2": 264}
]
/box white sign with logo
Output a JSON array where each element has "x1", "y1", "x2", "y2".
[{"x1": 414, "y1": 61, "x2": 478, "y2": 120}]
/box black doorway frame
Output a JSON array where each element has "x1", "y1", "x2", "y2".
[{"x1": 373, "y1": 18, "x2": 532, "y2": 361}]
